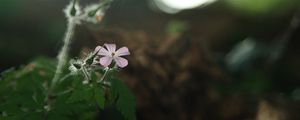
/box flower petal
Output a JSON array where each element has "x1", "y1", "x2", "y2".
[
  {"x1": 104, "y1": 44, "x2": 116, "y2": 52},
  {"x1": 114, "y1": 57, "x2": 128, "y2": 68},
  {"x1": 99, "y1": 56, "x2": 113, "y2": 67},
  {"x1": 115, "y1": 47, "x2": 130, "y2": 57},
  {"x1": 94, "y1": 46, "x2": 102, "y2": 54},
  {"x1": 98, "y1": 47, "x2": 111, "y2": 56}
]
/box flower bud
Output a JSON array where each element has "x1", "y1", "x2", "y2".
[
  {"x1": 63, "y1": 0, "x2": 82, "y2": 24},
  {"x1": 83, "y1": 4, "x2": 105, "y2": 24}
]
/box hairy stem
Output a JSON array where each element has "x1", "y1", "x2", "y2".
[
  {"x1": 59, "y1": 73, "x2": 72, "y2": 83},
  {"x1": 82, "y1": 66, "x2": 91, "y2": 81},
  {"x1": 44, "y1": 20, "x2": 77, "y2": 115},
  {"x1": 51, "y1": 20, "x2": 77, "y2": 92},
  {"x1": 98, "y1": 68, "x2": 110, "y2": 83}
]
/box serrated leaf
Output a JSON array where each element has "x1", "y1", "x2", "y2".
[
  {"x1": 0, "y1": 57, "x2": 104, "y2": 119},
  {"x1": 67, "y1": 84, "x2": 94, "y2": 103},
  {"x1": 0, "y1": 57, "x2": 54, "y2": 119},
  {"x1": 67, "y1": 90, "x2": 85, "y2": 103},
  {"x1": 94, "y1": 86, "x2": 105, "y2": 109},
  {"x1": 110, "y1": 78, "x2": 136, "y2": 120},
  {"x1": 67, "y1": 89, "x2": 87, "y2": 103}
]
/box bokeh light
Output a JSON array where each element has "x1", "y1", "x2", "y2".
[{"x1": 153, "y1": 0, "x2": 216, "y2": 13}]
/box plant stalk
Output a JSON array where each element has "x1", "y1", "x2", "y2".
[{"x1": 50, "y1": 20, "x2": 76, "y2": 92}]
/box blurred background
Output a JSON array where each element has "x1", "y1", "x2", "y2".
[{"x1": 1, "y1": 0, "x2": 300, "y2": 119}]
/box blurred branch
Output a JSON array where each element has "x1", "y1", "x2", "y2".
[{"x1": 268, "y1": 6, "x2": 300, "y2": 63}]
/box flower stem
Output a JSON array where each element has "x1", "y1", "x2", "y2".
[
  {"x1": 82, "y1": 66, "x2": 91, "y2": 81},
  {"x1": 98, "y1": 68, "x2": 110, "y2": 83},
  {"x1": 58, "y1": 73, "x2": 72, "y2": 83},
  {"x1": 50, "y1": 20, "x2": 77, "y2": 93}
]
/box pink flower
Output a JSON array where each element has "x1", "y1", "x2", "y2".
[{"x1": 95, "y1": 44, "x2": 130, "y2": 68}]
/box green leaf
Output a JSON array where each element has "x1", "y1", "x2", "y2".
[
  {"x1": 0, "y1": 57, "x2": 105, "y2": 119},
  {"x1": 67, "y1": 86, "x2": 93, "y2": 103},
  {"x1": 0, "y1": 57, "x2": 55, "y2": 118},
  {"x1": 94, "y1": 86, "x2": 105, "y2": 109},
  {"x1": 22, "y1": 112, "x2": 44, "y2": 120},
  {"x1": 110, "y1": 78, "x2": 136, "y2": 120}
]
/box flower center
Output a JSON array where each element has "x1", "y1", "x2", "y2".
[{"x1": 111, "y1": 52, "x2": 115, "y2": 56}]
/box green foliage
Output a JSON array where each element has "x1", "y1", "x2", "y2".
[
  {"x1": 110, "y1": 77, "x2": 136, "y2": 120},
  {"x1": 94, "y1": 86, "x2": 105, "y2": 109},
  {"x1": 0, "y1": 57, "x2": 53, "y2": 119},
  {"x1": 0, "y1": 57, "x2": 136, "y2": 120},
  {"x1": 67, "y1": 84, "x2": 93, "y2": 103},
  {"x1": 225, "y1": 0, "x2": 299, "y2": 17}
]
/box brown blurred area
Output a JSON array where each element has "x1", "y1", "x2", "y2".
[
  {"x1": 1, "y1": 0, "x2": 300, "y2": 119},
  {"x1": 83, "y1": 0, "x2": 299, "y2": 120}
]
